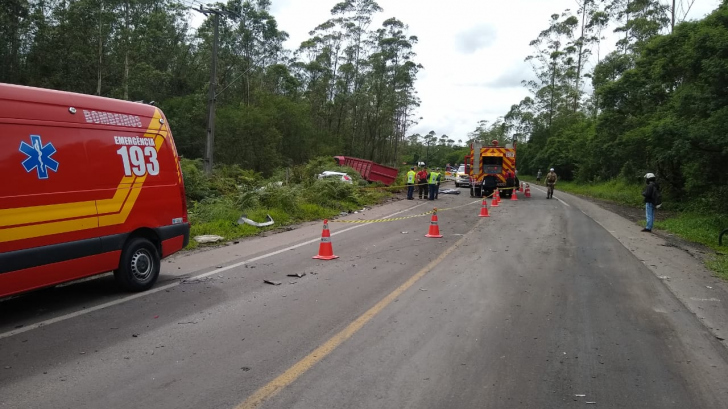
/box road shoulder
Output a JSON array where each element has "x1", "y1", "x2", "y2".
[{"x1": 555, "y1": 189, "x2": 728, "y2": 347}]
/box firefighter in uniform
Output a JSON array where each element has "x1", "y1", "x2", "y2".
[
  {"x1": 428, "y1": 168, "x2": 439, "y2": 200},
  {"x1": 546, "y1": 168, "x2": 557, "y2": 199},
  {"x1": 417, "y1": 166, "x2": 429, "y2": 199},
  {"x1": 406, "y1": 167, "x2": 416, "y2": 200}
]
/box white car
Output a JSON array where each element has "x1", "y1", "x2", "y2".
[
  {"x1": 317, "y1": 171, "x2": 353, "y2": 184},
  {"x1": 455, "y1": 165, "x2": 470, "y2": 187}
]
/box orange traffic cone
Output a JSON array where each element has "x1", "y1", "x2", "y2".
[
  {"x1": 519, "y1": 183, "x2": 524, "y2": 193},
  {"x1": 425, "y1": 209, "x2": 443, "y2": 238},
  {"x1": 511, "y1": 189, "x2": 518, "y2": 201},
  {"x1": 313, "y1": 219, "x2": 339, "y2": 260},
  {"x1": 479, "y1": 199, "x2": 490, "y2": 217},
  {"x1": 494, "y1": 189, "x2": 501, "y2": 203},
  {"x1": 491, "y1": 193, "x2": 499, "y2": 207},
  {"x1": 525, "y1": 184, "x2": 531, "y2": 198}
]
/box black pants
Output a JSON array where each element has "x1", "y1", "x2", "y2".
[{"x1": 418, "y1": 183, "x2": 428, "y2": 198}]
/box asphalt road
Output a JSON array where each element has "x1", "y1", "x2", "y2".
[{"x1": 2, "y1": 185, "x2": 728, "y2": 409}]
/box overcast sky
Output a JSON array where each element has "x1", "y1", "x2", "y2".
[{"x1": 195, "y1": 0, "x2": 721, "y2": 143}]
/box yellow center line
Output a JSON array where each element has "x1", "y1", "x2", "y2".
[{"x1": 235, "y1": 216, "x2": 485, "y2": 409}]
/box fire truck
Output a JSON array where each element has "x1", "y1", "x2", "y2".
[{"x1": 466, "y1": 139, "x2": 517, "y2": 198}]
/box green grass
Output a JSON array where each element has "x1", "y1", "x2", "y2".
[
  {"x1": 521, "y1": 176, "x2": 644, "y2": 207},
  {"x1": 520, "y1": 176, "x2": 728, "y2": 279},
  {"x1": 183, "y1": 158, "x2": 392, "y2": 250},
  {"x1": 655, "y1": 213, "x2": 728, "y2": 280}
]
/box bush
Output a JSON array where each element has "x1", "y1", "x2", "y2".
[{"x1": 184, "y1": 156, "x2": 393, "y2": 249}]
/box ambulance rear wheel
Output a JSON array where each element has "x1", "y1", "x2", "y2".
[{"x1": 115, "y1": 238, "x2": 160, "y2": 292}]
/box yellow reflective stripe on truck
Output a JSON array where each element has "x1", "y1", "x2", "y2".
[{"x1": 0, "y1": 110, "x2": 166, "y2": 243}]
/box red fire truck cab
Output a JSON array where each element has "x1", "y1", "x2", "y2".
[{"x1": 0, "y1": 84, "x2": 190, "y2": 298}]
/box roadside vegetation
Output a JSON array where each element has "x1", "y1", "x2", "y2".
[{"x1": 182, "y1": 157, "x2": 391, "y2": 249}]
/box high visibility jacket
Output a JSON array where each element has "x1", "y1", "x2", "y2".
[
  {"x1": 407, "y1": 170, "x2": 416, "y2": 184},
  {"x1": 428, "y1": 172, "x2": 440, "y2": 184}
]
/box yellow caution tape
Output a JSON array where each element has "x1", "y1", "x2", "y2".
[{"x1": 359, "y1": 182, "x2": 432, "y2": 190}]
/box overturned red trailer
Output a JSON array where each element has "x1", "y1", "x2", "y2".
[{"x1": 333, "y1": 156, "x2": 399, "y2": 186}]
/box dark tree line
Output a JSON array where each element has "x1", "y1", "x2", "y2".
[
  {"x1": 464, "y1": 0, "x2": 728, "y2": 212},
  {"x1": 0, "y1": 0, "x2": 421, "y2": 173}
]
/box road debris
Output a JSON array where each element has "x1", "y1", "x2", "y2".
[
  {"x1": 181, "y1": 277, "x2": 213, "y2": 284},
  {"x1": 575, "y1": 394, "x2": 586, "y2": 397},
  {"x1": 193, "y1": 235, "x2": 224, "y2": 244},
  {"x1": 287, "y1": 272, "x2": 306, "y2": 278},
  {"x1": 264, "y1": 280, "x2": 282, "y2": 286},
  {"x1": 401, "y1": 231, "x2": 409, "y2": 234},
  {"x1": 238, "y1": 214, "x2": 274, "y2": 227}
]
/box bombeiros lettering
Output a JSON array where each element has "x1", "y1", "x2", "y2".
[{"x1": 83, "y1": 110, "x2": 142, "y2": 127}]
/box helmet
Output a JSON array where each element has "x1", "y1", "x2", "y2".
[
  {"x1": 550, "y1": 168, "x2": 554, "y2": 172},
  {"x1": 644, "y1": 172, "x2": 655, "y2": 179}
]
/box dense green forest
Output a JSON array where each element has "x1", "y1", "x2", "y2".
[
  {"x1": 465, "y1": 0, "x2": 728, "y2": 213},
  {"x1": 2, "y1": 0, "x2": 727, "y2": 213},
  {"x1": 0, "y1": 0, "x2": 422, "y2": 171}
]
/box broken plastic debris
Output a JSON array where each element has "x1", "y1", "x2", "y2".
[
  {"x1": 264, "y1": 280, "x2": 282, "y2": 286},
  {"x1": 238, "y1": 214, "x2": 274, "y2": 227},
  {"x1": 287, "y1": 273, "x2": 306, "y2": 278},
  {"x1": 401, "y1": 231, "x2": 409, "y2": 234},
  {"x1": 575, "y1": 394, "x2": 586, "y2": 397},
  {"x1": 193, "y1": 235, "x2": 224, "y2": 244},
  {"x1": 181, "y1": 277, "x2": 213, "y2": 284}
]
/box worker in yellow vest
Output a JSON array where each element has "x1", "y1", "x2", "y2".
[
  {"x1": 406, "y1": 167, "x2": 416, "y2": 200},
  {"x1": 428, "y1": 168, "x2": 440, "y2": 200}
]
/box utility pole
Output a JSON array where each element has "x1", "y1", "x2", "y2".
[
  {"x1": 193, "y1": 5, "x2": 238, "y2": 175},
  {"x1": 671, "y1": 0, "x2": 676, "y2": 33},
  {"x1": 205, "y1": 12, "x2": 219, "y2": 175}
]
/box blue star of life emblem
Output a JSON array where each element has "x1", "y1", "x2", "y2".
[{"x1": 19, "y1": 135, "x2": 59, "y2": 179}]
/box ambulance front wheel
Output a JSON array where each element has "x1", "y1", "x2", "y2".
[{"x1": 115, "y1": 237, "x2": 161, "y2": 292}]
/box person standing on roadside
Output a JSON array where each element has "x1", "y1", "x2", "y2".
[
  {"x1": 536, "y1": 169, "x2": 542, "y2": 183},
  {"x1": 417, "y1": 166, "x2": 429, "y2": 199},
  {"x1": 428, "y1": 167, "x2": 439, "y2": 200},
  {"x1": 641, "y1": 172, "x2": 660, "y2": 232},
  {"x1": 545, "y1": 168, "x2": 557, "y2": 199},
  {"x1": 406, "y1": 167, "x2": 416, "y2": 200}
]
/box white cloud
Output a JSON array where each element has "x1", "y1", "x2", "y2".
[{"x1": 455, "y1": 24, "x2": 497, "y2": 54}]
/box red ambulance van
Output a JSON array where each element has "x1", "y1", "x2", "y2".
[{"x1": 0, "y1": 84, "x2": 190, "y2": 298}]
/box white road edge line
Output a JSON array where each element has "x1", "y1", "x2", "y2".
[
  {"x1": 529, "y1": 185, "x2": 571, "y2": 207},
  {"x1": 0, "y1": 202, "x2": 430, "y2": 340}
]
